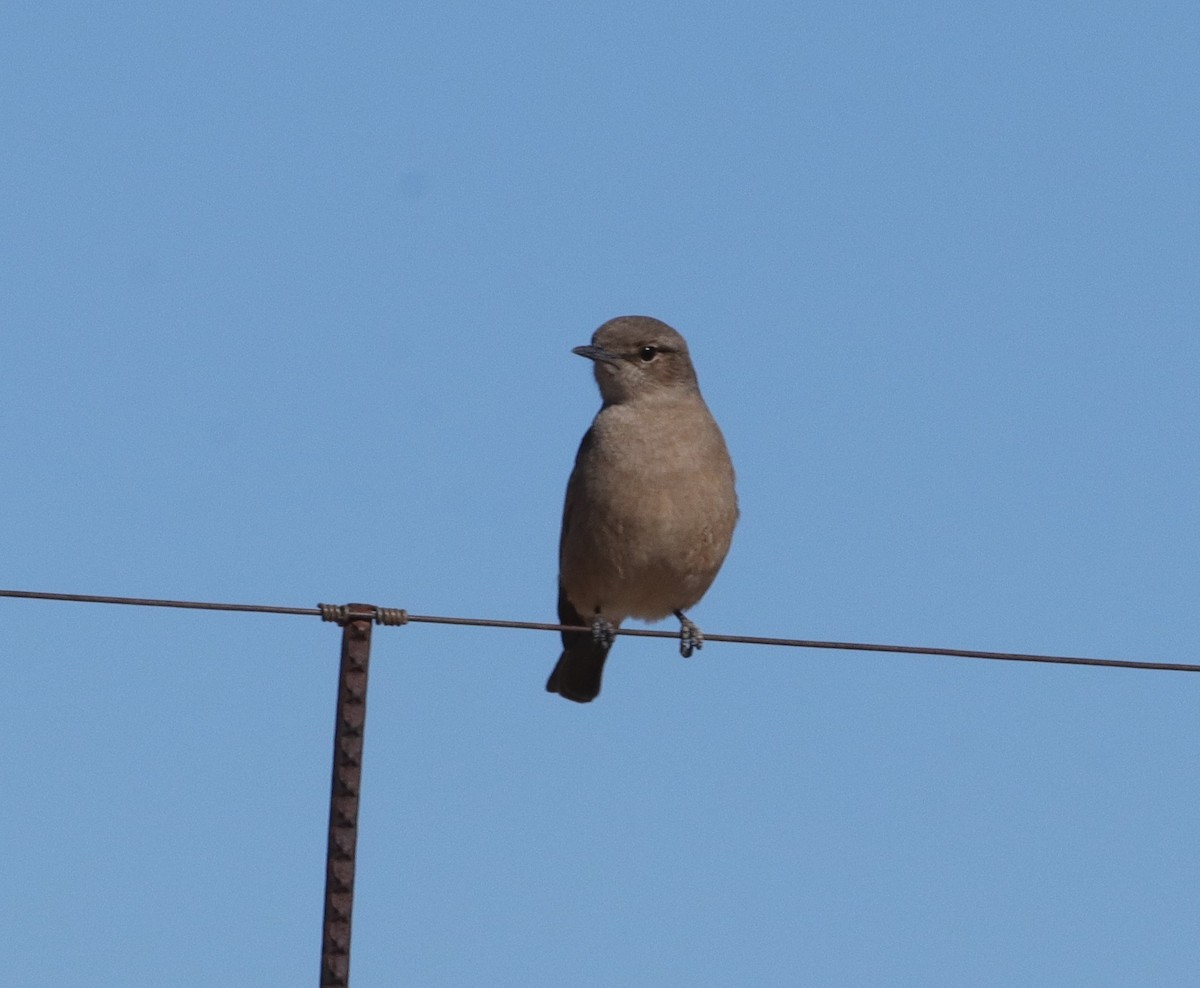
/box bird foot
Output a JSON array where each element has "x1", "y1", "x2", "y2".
[
  {"x1": 674, "y1": 610, "x2": 703, "y2": 658},
  {"x1": 590, "y1": 614, "x2": 617, "y2": 648}
]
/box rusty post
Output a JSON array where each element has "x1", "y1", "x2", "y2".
[{"x1": 319, "y1": 604, "x2": 375, "y2": 987}]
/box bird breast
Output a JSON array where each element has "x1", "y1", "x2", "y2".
[{"x1": 560, "y1": 397, "x2": 737, "y2": 622}]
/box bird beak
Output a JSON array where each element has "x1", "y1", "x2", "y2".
[{"x1": 572, "y1": 344, "x2": 620, "y2": 364}]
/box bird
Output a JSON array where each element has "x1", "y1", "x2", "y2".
[{"x1": 546, "y1": 315, "x2": 738, "y2": 703}]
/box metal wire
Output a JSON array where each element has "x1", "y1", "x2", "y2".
[
  {"x1": 0, "y1": 587, "x2": 1195, "y2": 674},
  {"x1": 0, "y1": 588, "x2": 320, "y2": 616}
]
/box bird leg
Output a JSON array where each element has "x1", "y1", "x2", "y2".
[
  {"x1": 674, "y1": 610, "x2": 703, "y2": 658},
  {"x1": 590, "y1": 612, "x2": 617, "y2": 649}
]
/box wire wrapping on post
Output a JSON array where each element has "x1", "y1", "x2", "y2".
[
  {"x1": 374, "y1": 607, "x2": 408, "y2": 626},
  {"x1": 319, "y1": 603, "x2": 408, "y2": 627},
  {"x1": 319, "y1": 603, "x2": 349, "y2": 624}
]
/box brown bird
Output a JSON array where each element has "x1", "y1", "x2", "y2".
[{"x1": 546, "y1": 316, "x2": 738, "y2": 703}]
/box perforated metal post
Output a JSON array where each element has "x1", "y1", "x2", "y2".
[{"x1": 319, "y1": 604, "x2": 375, "y2": 987}]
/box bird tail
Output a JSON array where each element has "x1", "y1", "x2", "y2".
[{"x1": 546, "y1": 583, "x2": 611, "y2": 703}]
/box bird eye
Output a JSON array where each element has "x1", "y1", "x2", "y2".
[{"x1": 638, "y1": 345, "x2": 658, "y2": 361}]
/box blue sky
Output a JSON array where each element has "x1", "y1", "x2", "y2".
[{"x1": 2, "y1": 2, "x2": 1198, "y2": 985}]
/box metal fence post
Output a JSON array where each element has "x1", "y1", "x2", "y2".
[{"x1": 319, "y1": 604, "x2": 375, "y2": 987}]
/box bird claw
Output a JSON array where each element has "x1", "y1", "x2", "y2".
[
  {"x1": 675, "y1": 611, "x2": 702, "y2": 658},
  {"x1": 590, "y1": 614, "x2": 617, "y2": 648}
]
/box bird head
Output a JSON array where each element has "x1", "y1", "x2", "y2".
[{"x1": 573, "y1": 316, "x2": 700, "y2": 405}]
